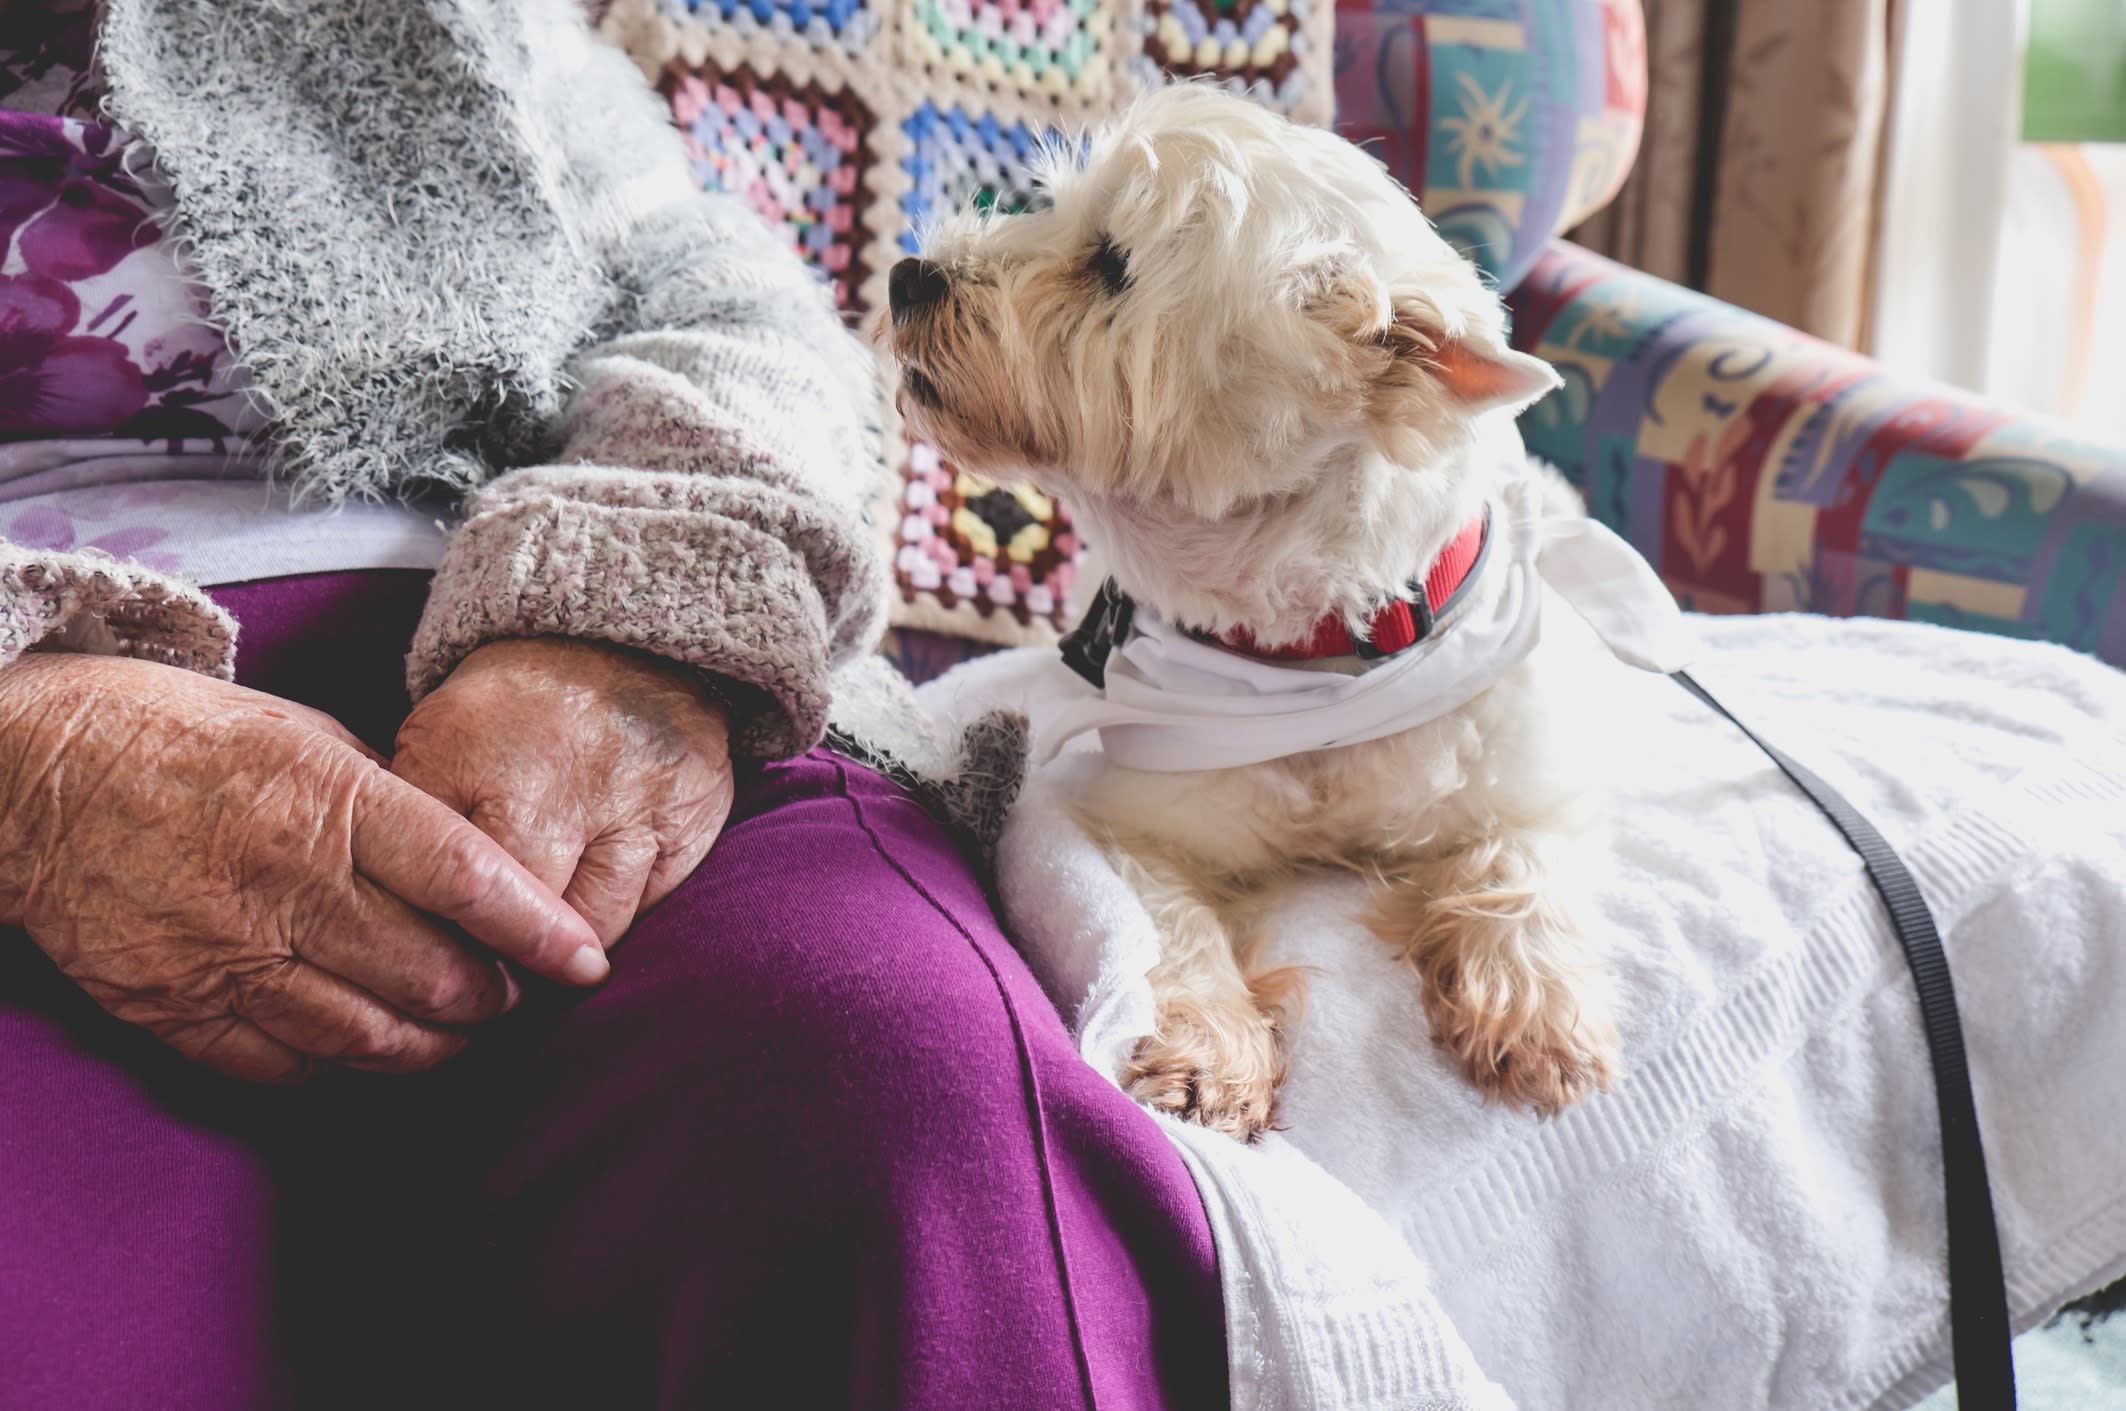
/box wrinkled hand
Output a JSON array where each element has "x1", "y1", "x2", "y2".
[
  {"x1": 392, "y1": 638, "x2": 734, "y2": 948},
  {"x1": 0, "y1": 653, "x2": 608, "y2": 1083}
]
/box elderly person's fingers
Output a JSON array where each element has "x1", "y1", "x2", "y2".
[
  {"x1": 184, "y1": 1020, "x2": 314, "y2": 1083},
  {"x1": 221, "y1": 956, "x2": 467, "y2": 1073},
  {"x1": 641, "y1": 818, "x2": 723, "y2": 916},
  {"x1": 460, "y1": 796, "x2": 590, "y2": 904},
  {"x1": 564, "y1": 828, "x2": 662, "y2": 949},
  {"x1": 292, "y1": 882, "x2": 521, "y2": 1027},
  {"x1": 350, "y1": 772, "x2": 608, "y2": 988},
  {"x1": 396, "y1": 744, "x2": 598, "y2": 921},
  {"x1": 388, "y1": 636, "x2": 735, "y2": 951},
  {"x1": 161, "y1": 1012, "x2": 316, "y2": 1084},
  {"x1": 139, "y1": 957, "x2": 468, "y2": 1080}
]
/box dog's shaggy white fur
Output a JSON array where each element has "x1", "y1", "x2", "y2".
[{"x1": 883, "y1": 83, "x2": 1622, "y2": 1137}]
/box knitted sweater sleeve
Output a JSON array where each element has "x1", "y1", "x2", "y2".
[
  {"x1": 0, "y1": 543, "x2": 237, "y2": 679},
  {"x1": 405, "y1": 195, "x2": 889, "y2": 760}
]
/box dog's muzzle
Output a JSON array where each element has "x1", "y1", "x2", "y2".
[{"x1": 888, "y1": 258, "x2": 949, "y2": 325}]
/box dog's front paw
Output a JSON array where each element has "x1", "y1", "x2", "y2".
[
  {"x1": 1121, "y1": 993, "x2": 1287, "y2": 1141},
  {"x1": 1423, "y1": 962, "x2": 1619, "y2": 1116}
]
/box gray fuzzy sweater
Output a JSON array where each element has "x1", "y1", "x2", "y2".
[{"x1": 0, "y1": 0, "x2": 891, "y2": 760}]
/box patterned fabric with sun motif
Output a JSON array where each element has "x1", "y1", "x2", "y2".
[
  {"x1": 1331, "y1": 0, "x2": 1646, "y2": 293},
  {"x1": 598, "y1": 0, "x2": 1334, "y2": 644}
]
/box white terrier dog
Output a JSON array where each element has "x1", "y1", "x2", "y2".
[{"x1": 883, "y1": 84, "x2": 1683, "y2": 1138}]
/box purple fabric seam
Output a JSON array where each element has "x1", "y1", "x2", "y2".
[{"x1": 829, "y1": 750, "x2": 1104, "y2": 1411}]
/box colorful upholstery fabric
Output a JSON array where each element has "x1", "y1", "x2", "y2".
[
  {"x1": 1331, "y1": 0, "x2": 1643, "y2": 292},
  {"x1": 598, "y1": 0, "x2": 1334, "y2": 647},
  {"x1": 1510, "y1": 242, "x2": 2126, "y2": 667}
]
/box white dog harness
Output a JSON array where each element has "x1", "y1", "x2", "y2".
[{"x1": 1040, "y1": 475, "x2": 1692, "y2": 772}]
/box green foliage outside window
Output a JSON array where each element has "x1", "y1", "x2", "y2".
[{"x1": 2025, "y1": 0, "x2": 2126, "y2": 142}]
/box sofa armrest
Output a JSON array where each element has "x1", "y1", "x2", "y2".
[{"x1": 1507, "y1": 241, "x2": 2126, "y2": 668}]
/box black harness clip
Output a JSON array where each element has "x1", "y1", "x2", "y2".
[{"x1": 1059, "y1": 577, "x2": 1135, "y2": 688}]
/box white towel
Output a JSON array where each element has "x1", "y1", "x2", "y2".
[{"x1": 917, "y1": 614, "x2": 2126, "y2": 1411}]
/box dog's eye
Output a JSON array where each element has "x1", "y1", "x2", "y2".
[{"x1": 1088, "y1": 239, "x2": 1130, "y2": 295}]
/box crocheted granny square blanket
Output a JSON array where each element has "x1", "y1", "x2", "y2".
[{"x1": 599, "y1": 0, "x2": 1334, "y2": 646}]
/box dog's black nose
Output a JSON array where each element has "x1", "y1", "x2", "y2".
[{"x1": 889, "y1": 258, "x2": 949, "y2": 323}]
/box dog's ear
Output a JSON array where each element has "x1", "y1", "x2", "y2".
[
  {"x1": 1315, "y1": 272, "x2": 1560, "y2": 420},
  {"x1": 1375, "y1": 291, "x2": 1561, "y2": 417}
]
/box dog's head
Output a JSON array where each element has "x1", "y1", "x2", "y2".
[{"x1": 881, "y1": 83, "x2": 1559, "y2": 642}]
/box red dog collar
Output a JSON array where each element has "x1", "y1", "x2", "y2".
[{"x1": 1214, "y1": 509, "x2": 1490, "y2": 662}]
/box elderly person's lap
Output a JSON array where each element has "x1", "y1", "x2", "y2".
[{"x1": 0, "y1": 572, "x2": 1224, "y2": 1411}]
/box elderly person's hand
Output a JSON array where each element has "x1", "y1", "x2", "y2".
[
  {"x1": 391, "y1": 639, "x2": 734, "y2": 948},
  {"x1": 0, "y1": 652, "x2": 608, "y2": 1083}
]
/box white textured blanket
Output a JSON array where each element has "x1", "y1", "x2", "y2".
[{"x1": 919, "y1": 613, "x2": 2126, "y2": 1411}]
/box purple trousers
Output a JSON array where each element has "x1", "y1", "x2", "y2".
[{"x1": 0, "y1": 571, "x2": 1226, "y2": 1410}]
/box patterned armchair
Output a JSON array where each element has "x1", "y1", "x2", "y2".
[{"x1": 1342, "y1": 0, "x2": 2126, "y2": 665}]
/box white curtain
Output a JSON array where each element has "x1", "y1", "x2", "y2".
[
  {"x1": 1983, "y1": 143, "x2": 2126, "y2": 436},
  {"x1": 1866, "y1": 0, "x2": 2026, "y2": 395},
  {"x1": 1869, "y1": 0, "x2": 2126, "y2": 439}
]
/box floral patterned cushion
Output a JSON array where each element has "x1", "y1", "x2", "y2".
[
  {"x1": 598, "y1": 0, "x2": 1335, "y2": 651},
  {"x1": 1332, "y1": 0, "x2": 1644, "y2": 292},
  {"x1": 1511, "y1": 242, "x2": 2126, "y2": 668}
]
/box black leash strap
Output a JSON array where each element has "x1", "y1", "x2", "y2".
[{"x1": 1674, "y1": 671, "x2": 2016, "y2": 1408}]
